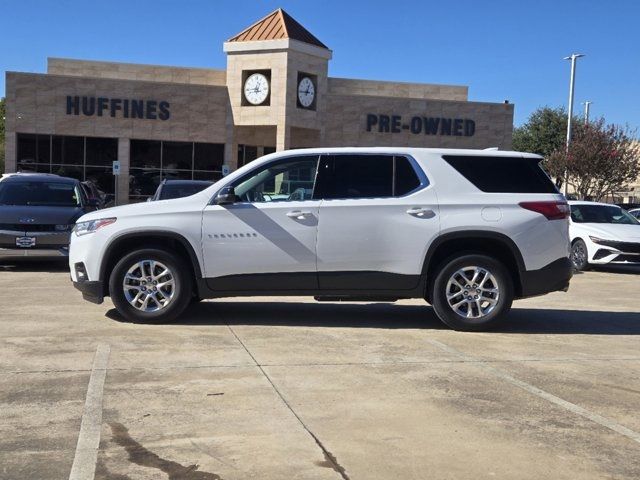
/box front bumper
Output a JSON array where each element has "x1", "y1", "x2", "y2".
[
  {"x1": 0, "y1": 229, "x2": 71, "y2": 257},
  {"x1": 0, "y1": 247, "x2": 69, "y2": 257},
  {"x1": 589, "y1": 239, "x2": 640, "y2": 265},
  {"x1": 73, "y1": 279, "x2": 104, "y2": 304},
  {"x1": 520, "y1": 257, "x2": 573, "y2": 298}
]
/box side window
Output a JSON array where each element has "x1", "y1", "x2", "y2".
[
  {"x1": 232, "y1": 156, "x2": 319, "y2": 203},
  {"x1": 394, "y1": 156, "x2": 422, "y2": 196},
  {"x1": 314, "y1": 154, "x2": 423, "y2": 199}
]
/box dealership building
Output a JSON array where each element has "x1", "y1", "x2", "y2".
[{"x1": 4, "y1": 8, "x2": 514, "y2": 203}]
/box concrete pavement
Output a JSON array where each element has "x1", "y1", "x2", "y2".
[{"x1": 1, "y1": 260, "x2": 639, "y2": 479}]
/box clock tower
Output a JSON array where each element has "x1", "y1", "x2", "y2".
[{"x1": 224, "y1": 9, "x2": 332, "y2": 159}]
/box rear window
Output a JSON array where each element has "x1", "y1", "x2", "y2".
[{"x1": 443, "y1": 155, "x2": 558, "y2": 194}]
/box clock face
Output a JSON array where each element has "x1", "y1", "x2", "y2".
[
  {"x1": 244, "y1": 73, "x2": 269, "y2": 105},
  {"x1": 297, "y1": 77, "x2": 315, "y2": 108}
]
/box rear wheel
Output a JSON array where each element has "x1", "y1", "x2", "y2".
[
  {"x1": 109, "y1": 248, "x2": 192, "y2": 323},
  {"x1": 431, "y1": 254, "x2": 514, "y2": 331},
  {"x1": 570, "y1": 239, "x2": 590, "y2": 271}
]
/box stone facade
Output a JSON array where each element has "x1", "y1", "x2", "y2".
[{"x1": 3, "y1": 10, "x2": 515, "y2": 203}]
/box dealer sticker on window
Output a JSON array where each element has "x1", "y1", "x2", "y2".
[{"x1": 16, "y1": 237, "x2": 36, "y2": 248}]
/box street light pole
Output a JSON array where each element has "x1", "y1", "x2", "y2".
[
  {"x1": 582, "y1": 101, "x2": 592, "y2": 123},
  {"x1": 563, "y1": 53, "x2": 584, "y2": 197}
]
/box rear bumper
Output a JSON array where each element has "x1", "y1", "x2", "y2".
[
  {"x1": 73, "y1": 280, "x2": 104, "y2": 304},
  {"x1": 520, "y1": 257, "x2": 573, "y2": 298}
]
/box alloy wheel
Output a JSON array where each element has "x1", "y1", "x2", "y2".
[
  {"x1": 445, "y1": 266, "x2": 500, "y2": 319},
  {"x1": 571, "y1": 242, "x2": 587, "y2": 269},
  {"x1": 122, "y1": 260, "x2": 176, "y2": 312}
]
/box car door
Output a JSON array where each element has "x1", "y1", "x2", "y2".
[
  {"x1": 202, "y1": 155, "x2": 321, "y2": 291},
  {"x1": 314, "y1": 153, "x2": 439, "y2": 290}
]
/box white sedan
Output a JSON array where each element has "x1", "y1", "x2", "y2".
[
  {"x1": 629, "y1": 208, "x2": 640, "y2": 219},
  {"x1": 569, "y1": 201, "x2": 640, "y2": 270}
]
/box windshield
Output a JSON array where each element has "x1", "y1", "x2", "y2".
[
  {"x1": 159, "y1": 183, "x2": 212, "y2": 200},
  {"x1": 571, "y1": 204, "x2": 640, "y2": 225},
  {"x1": 0, "y1": 181, "x2": 81, "y2": 207}
]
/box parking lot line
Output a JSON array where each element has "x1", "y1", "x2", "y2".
[
  {"x1": 426, "y1": 338, "x2": 640, "y2": 445},
  {"x1": 68, "y1": 343, "x2": 110, "y2": 480}
]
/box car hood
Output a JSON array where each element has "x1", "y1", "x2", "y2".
[
  {"x1": 0, "y1": 205, "x2": 85, "y2": 225},
  {"x1": 76, "y1": 190, "x2": 210, "y2": 223},
  {"x1": 576, "y1": 223, "x2": 640, "y2": 242}
]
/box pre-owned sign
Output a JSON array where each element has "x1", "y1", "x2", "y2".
[
  {"x1": 366, "y1": 114, "x2": 475, "y2": 137},
  {"x1": 66, "y1": 96, "x2": 170, "y2": 120}
]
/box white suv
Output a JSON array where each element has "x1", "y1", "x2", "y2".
[{"x1": 69, "y1": 148, "x2": 572, "y2": 331}]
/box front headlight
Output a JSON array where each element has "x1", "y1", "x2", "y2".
[
  {"x1": 74, "y1": 218, "x2": 117, "y2": 236},
  {"x1": 589, "y1": 236, "x2": 606, "y2": 244}
]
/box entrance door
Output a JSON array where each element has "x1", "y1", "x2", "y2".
[
  {"x1": 314, "y1": 154, "x2": 440, "y2": 290},
  {"x1": 202, "y1": 155, "x2": 321, "y2": 291}
]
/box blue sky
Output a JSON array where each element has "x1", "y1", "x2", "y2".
[{"x1": 3, "y1": 0, "x2": 639, "y2": 131}]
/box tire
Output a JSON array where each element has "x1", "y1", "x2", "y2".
[
  {"x1": 431, "y1": 254, "x2": 514, "y2": 331},
  {"x1": 109, "y1": 248, "x2": 193, "y2": 323},
  {"x1": 570, "y1": 239, "x2": 590, "y2": 271}
]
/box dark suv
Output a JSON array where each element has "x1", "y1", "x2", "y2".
[{"x1": 0, "y1": 174, "x2": 98, "y2": 258}]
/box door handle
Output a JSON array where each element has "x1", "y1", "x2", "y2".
[
  {"x1": 286, "y1": 210, "x2": 312, "y2": 219},
  {"x1": 406, "y1": 207, "x2": 435, "y2": 218}
]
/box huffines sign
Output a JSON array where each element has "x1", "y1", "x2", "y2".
[{"x1": 66, "y1": 96, "x2": 170, "y2": 120}]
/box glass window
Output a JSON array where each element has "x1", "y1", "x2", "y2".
[
  {"x1": 238, "y1": 145, "x2": 258, "y2": 167},
  {"x1": 232, "y1": 156, "x2": 319, "y2": 203},
  {"x1": 0, "y1": 181, "x2": 81, "y2": 207},
  {"x1": 263, "y1": 146, "x2": 277, "y2": 155},
  {"x1": 86, "y1": 137, "x2": 117, "y2": 166},
  {"x1": 194, "y1": 143, "x2": 224, "y2": 171},
  {"x1": 163, "y1": 141, "x2": 193, "y2": 171},
  {"x1": 129, "y1": 168, "x2": 163, "y2": 199},
  {"x1": 159, "y1": 181, "x2": 213, "y2": 200},
  {"x1": 131, "y1": 140, "x2": 161, "y2": 169},
  {"x1": 193, "y1": 171, "x2": 222, "y2": 182},
  {"x1": 51, "y1": 164, "x2": 83, "y2": 180},
  {"x1": 17, "y1": 162, "x2": 49, "y2": 173},
  {"x1": 37, "y1": 135, "x2": 51, "y2": 164},
  {"x1": 54, "y1": 136, "x2": 84, "y2": 165},
  {"x1": 17, "y1": 134, "x2": 37, "y2": 164},
  {"x1": 315, "y1": 155, "x2": 394, "y2": 199},
  {"x1": 85, "y1": 166, "x2": 115, "y2": 197},
  {"x1": 443, "y1": 155, "x2": 558, "y2": 194},
  {"x1": 394, "y1": 156, "x2": 422, "y2": 195},
  {"x1": 570, "y1": 204, "x2": 639, "y2": 225}
]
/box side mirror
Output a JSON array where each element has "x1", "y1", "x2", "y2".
[{"x1": 214, "y1": 186, "x2": 239, "y2": 205}]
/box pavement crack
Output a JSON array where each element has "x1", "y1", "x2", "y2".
[{"x1": 227, "y1": 325, "x2": 350, "y2": 480}]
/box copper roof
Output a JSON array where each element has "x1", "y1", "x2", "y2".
[{"x1": 228, "y1": 8, "x2": 328, "y2": 49}]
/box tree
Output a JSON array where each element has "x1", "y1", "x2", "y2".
[
  {"x1": 546, "y1": 118, "x2": 640, "y2": 201},
  {"x1": 0, "y1": 97, "x2": 5, "y2": 173},
  {"x1": 512, "y1": 106, "x2": 568, "y2": 158}
]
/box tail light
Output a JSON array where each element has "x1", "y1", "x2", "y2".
[{"x1": 519, "y1": 201, "x2": 570, "y2": 220}]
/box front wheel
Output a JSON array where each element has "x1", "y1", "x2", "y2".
[
  {"x1": 431, "y1": 254, "x2": 514, "y2": 331},
  {"x1": 570, "y1": 239, "x2": 590, "y2": 271},
  {"x1": 109, "y1": 248, "x2": 193, "y2": 323}
]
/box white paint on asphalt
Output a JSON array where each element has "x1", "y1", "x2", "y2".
[
  {"x1": 68, "y1": 344, "x2": 110, "y2": 480},
  {"x1": 426, "y1": 338, "x2": 640, "y2": 445}
]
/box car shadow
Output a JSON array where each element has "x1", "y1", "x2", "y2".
[
  {"x1": 0, "y1": 258, "x2": 69, "y2": 273},
  {"x1": 107, "y1": 301, "x2": 640, "y2": 335}
]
